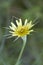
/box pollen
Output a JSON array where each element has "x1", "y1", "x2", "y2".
[{"x1": 20, "y1": 28, "x2": 24, "y2": 33}]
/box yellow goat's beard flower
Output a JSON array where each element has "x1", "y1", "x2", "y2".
[{"x1": 9, "y1": 19, "x2": 34, "y2": 37}]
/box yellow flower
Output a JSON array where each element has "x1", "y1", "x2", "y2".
[{"x1": 9, "y1": 19, "x2": 34, "y2": 37}]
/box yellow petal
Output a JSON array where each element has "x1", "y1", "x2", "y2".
[
  {"x1": 16, "y1": 20, "x2": 19, "y2": 26},
  {"x1": 11, "y1": 22, "x2": 16, "y2": 29},
  {"x1": 24, "y1": 19, "x2": 28, "y2": 25},
  {"x1": 19, "y1": 19, "x2": 22, "y2": 26},
  {"x1": 27, "y1": 21, "x2": 34, "y2": 29},
  {"x1": 12, "y1": 33, "x2": 17, "y2": 36},
  {"x1": 16, "y1": 19, "x2": 22, "y2": 26},
  {"x1": 9, "y1": 26, "x2": 16, "y2": 31},
  {"x1": 29, "y1": 30, "x2": 33, "y2": 32},
  {"x1": 9, "y1": 31, "x2": 17, "y2": 36},
  {"x1": 9, "y1": 31, "x2": 14, "y2": 33},
  {"x1": 27, "y1": 30, "x2": 33, "y2": 34}
]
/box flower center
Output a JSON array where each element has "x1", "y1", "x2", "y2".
[
  {"x1": 20, "y1": 28, "x2": 24, "y2": 33},
  {"x1": 16, "y1": 26, "x2": 29, "y2": 37}
]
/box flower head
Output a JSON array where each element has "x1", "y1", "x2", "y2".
[{"x1": 9, "y1": 19, "x2": 34, "y2": 37}]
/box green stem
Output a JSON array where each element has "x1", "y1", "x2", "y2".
[{"x1": 15, "y1": 39, "x2": 26, "y2": 65}]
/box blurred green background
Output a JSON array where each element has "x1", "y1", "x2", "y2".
[{"x1": 0, "y1": 0, "x2": 43, "y2": 65}]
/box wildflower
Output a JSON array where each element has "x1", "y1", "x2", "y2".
[
  {"x1": 9, "y1": 19, "x2": 34, "y2": 38},
  {"x1": 5, "y1": 19, "x2": 34, "y2": 65}
]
